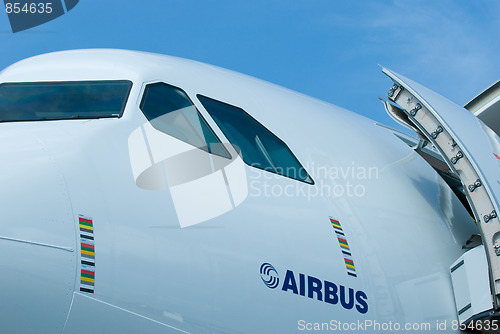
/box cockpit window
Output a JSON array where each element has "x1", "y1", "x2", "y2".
[
  {"x1": 0, "y1": 80, "x2": 132, "y2": 121},
  {"x1": 140, "y1": 82, "x2": 230, "y2": 159},
  {"x1": 197, "y1": 95, "x2": 314, "y2": 184}
]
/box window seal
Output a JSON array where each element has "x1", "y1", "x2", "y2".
[
  {"x1": 0, "y1": 80, "x2": 133, "y2": 121},
  {"x1": 139, "y1": 82, "x2": 231, "y2": 160},
  {"x1": 197, "y1": 94, "x2": 314, "y2": 185}
]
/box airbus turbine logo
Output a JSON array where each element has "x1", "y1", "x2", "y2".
[{"x1": 260, "y1": 263, "x2": 279, "y2": 289}]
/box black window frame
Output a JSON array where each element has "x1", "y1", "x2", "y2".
[
  {"x1": 197, "y1": 94, "x2": 314, "y2": 185},
  {"x1": 0, "y1": 80, "x2": 133, "y2": 122},
  {"x1": 139, "y1": 82, "x2": 231, "y2": 159}
]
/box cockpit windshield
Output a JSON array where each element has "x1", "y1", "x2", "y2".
[{"x1": 0, "y1": 80, "x2": 132, "y2": 122}]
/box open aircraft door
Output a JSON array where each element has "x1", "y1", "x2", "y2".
[{"x1": 381, "y1": 68, "x2": 500, "y2": 326}]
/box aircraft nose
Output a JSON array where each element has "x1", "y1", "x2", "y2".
[{"x1": 0, "y1": 133, "x2": 76, "y2": 333}]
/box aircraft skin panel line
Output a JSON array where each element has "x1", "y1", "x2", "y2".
[
  {"x1": 0, "y1": 235, "x2": 74, "y2": 252},
  {"x1": 62, "y1": 293, "x2": 192, "y2": 334},
  {"x1": 0, "y1": 49, "x2": 492, "y2": 333}
]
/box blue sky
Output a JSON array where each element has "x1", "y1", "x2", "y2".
[{"x1": 1, "y1": 0, "x2": 500, "y2": 127}]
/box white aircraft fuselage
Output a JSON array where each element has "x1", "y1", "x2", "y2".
[{"x1": 0, "y1": 50, "x2": 481, "y2": 333}]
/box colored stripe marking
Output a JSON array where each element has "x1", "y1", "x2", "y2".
[
  {"x1": 337, "y1": 237, "x2": 348, "y2": 244},
  {"x1": 81, "y1": 273, "x2": 95, "y2": 280},
  {"x1": 81, "y1": 276, "x2": 95, "y2": 283},
  {"x1": 79, "y1": 215, "x2": 95, "y2": 293},
  {"x1": 79, "y1": 219, "x2": 93, "y2": 225},
  {"x1": 79, "y1": 225, "x2": 93, "y2": 231},
  {"x1": 344, "y1": 258, "x2": 354, "y2": 265},
  {"x1": 338, "y1": 240, "x2": 349, "y2": 247},
  {"x1": 331, "y1": 223, "x2": 342, "y2": 230},
  {"x1": 81, "y1": 246, "x2": 95, "y2": 253},
  {"x1": 79, "y1": 217, "x2": 93, "y2": 224},
  {"x1": 330, "y1": 217, "x2": 357, "y2": 278}
]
